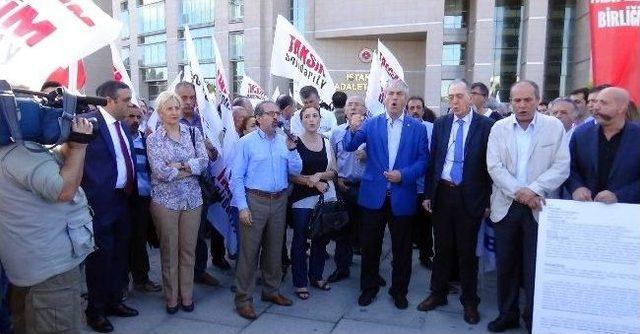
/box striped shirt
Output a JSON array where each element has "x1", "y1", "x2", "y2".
[{"x1": 133, "y1": 132, "x2": 151, "y2": 197}]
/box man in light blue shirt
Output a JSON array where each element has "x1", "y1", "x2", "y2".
[
  {"x1": 327, "y1": 95, "x2": 367, "y2": 283},
  {"x1": 231, "y1": 101, "x2": 302, "y2": 320}
]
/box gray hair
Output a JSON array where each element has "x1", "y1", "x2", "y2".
[
  {"x1": 384, "y1": 78, "x2": 409, "y2": 95},
  {"x1": 253, "y1": 100, "x2": 278, "y2": 116},
  {"x1": 448, "y1": 79, "x2": 470, "y2": 93},
  {"x1": 550, "y1": 97, "x2": 578, "y2": 115},
  {"x1": 511, "y1": 80, "x2": 541, "y2": 100}
]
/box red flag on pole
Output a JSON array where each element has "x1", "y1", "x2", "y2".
[
  {"x1": 46, "y1": 60, "x2": 87, "y2": 90},
  {"x1": 589, "y1": 1, "x2": 640, "y2": 104}
]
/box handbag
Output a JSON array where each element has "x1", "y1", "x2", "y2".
[
  {"x1": 188, "y1": 127, "x2": 218, "y2": 202},
  {"x1": 308, "y1": 194, "x2": 349, "y2": 239}
]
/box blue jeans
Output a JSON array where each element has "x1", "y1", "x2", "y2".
[
  {"x1": 0, "y1": 266, "x2": 11, "y2": 334},
  {"x1": 290, "y1": 208, "x2": 330, "y2": 288}
]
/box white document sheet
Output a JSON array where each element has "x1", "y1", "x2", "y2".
[{"x1": 533, "y1": 199, "x2": 640, "y2": 334}]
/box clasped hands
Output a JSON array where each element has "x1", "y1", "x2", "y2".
[
  {"x1": 306, "y1": 173, "x2": 328, "y2": 193},
  {"x1": 515, "y1": 187, "x2": 545, "y2": 210},
  {"x1": 572, "y1": 187, "x2": 617, "y2": 204}
]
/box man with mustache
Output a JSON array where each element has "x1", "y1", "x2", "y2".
[{"x1": 565, "y1": 87, "x2": 640, "y2": 205}]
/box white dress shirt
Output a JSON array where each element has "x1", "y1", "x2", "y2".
[
  {"x1": 441, "y1": 111, "x2": 473, "y2": 182},
  {"x1": 386, "y1": 112, "x2": 404, "y2": 170},
  {"x1": 514, "y1": 114, "x2": 537, "y2": 186},
  {"x1": 290, "y1": 108, "x2": 338, "y2": 138},
  {"x1": 99, "y1": 108, "x2": 133, "y2": 189}
]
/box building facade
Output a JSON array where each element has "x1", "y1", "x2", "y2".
[{"x1": 113, "y1": 0, "x2": 591, "y2": 113}]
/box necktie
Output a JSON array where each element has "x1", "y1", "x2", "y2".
[
  {"x1": 114, "y1": 121, "x2": 134, "y2": 195},
  {"x1": 450, "y1": 119, "x2": 465, "y2": 185}
]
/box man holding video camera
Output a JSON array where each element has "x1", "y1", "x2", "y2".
[{"x1": 0, "y1": 115, "x2": 95, "y2": 333}]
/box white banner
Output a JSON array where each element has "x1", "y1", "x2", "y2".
[
  {"x1": 533, "y1": 199, "x2": 640, "y2": 334},
  {"x1": 239, "y1": 75, "x2": 268, "y2": 107},
  {"x1": 270, "y1": 15, "x2": 335, "y2": 104},
  {"x1": 210, "y1": 33, "x2": 238, "y2": 256},
  {"x1": 365, "y1": 40, "x2": 405, "y2": 116},
  {"x1": 184, "y1": 26, "x2": 223, "y2": 147},
  {"x1": 271, "y1": 86, "x2": 280, "y2": 101},
  {"x1": 110, "y1": 42, "x2": 138, "y2": 106},
  {"x1": 0, "y1": 0, "x2": 122, "y2": 89}
]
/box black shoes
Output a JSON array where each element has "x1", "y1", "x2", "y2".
[
  {"x1": 181, "y1": 302, "x2": 195, "y2": 312},
  {"x1": 487, "y1": 316, "x2": 520, "y2": 332},
  {"x1": 463, "y1": 305, "x2": 480, "y2": 324},
  {"x1": 327, "y1": 269, "x2": 350, "y2": 283},
  {"x1": 212, "y1": 258, "x2": 232, "y2": 270},
  {"x1": 106, "y1": 303, "x2": 139, "y2": 317},
  {"x1": 166, "y1": 304, "x2": 179, "y2": 315},
  {"x1": 416, "y1": 294, "x2": 447, "y2": 312},
  {"x1": 358, "y1": 290, "x2": 377, "y2": 306},
  {"x1": 86, "y1": 314, "x2": 114, "y2": 333},
  {"x1": 388, "y1": 291, "x2": 408, "y2": 309}
]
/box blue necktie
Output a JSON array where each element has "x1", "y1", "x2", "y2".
[{"x1": 450, "y1": 119, "x2": 465, "y2": 185}]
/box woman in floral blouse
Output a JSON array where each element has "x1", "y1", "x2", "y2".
[{"x1": 147, "y1": 91, "x2": 208, "y2": 314}]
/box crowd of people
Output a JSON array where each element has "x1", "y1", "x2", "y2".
[{"x1": 0, "y1": 76, "x2": 638, "y2": 334}]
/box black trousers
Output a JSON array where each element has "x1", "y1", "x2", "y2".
[
  {"x1": 412, "y1": 193, "x2": 433, "y2": 260},
  {"x1": 429, "y1": 183, "x2": 481, "y2": 307},
  {"x1": 194, "y1": 202, "x2": 226, "y2": 276},
  {"x1": 334, "y1": 182, "x2": 360, "y2": 272},
  {"x1": 360, "y1": 196, "x2": 413, "y2": 297},
  {"x1": 494, "y1": 202, "x2": 538, "y2": 329},
  {"x1": 129, "y1": 195, "x2": 152, "y2": 284},
  {"x1": 86, "y1": 196, "x2": 131, "y2": 316}
]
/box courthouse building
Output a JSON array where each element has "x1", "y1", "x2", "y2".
[{"x1": 113, "y1": 0, "x2": 591, "y2": 113}]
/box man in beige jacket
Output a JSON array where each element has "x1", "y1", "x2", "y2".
[{"x1": 485, "y1": 80, "x2": 569, "y2": 334}]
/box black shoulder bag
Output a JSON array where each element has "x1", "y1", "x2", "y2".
[
  {"x1": 308, "y1": 194, "x2": 349, "y2": 239},
  {"x1": 188, "y1": 127, "x2": 218, "y2": 203}
]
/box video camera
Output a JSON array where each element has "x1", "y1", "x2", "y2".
[{"x1": 0, "y1": 80, "x2": 106, "y2": 146}]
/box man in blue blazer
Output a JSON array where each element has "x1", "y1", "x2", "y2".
[
  {"x1": 343, "y1": 79, "x2": 428, "y2": 309},
  {"x1": 417, "y1": 80, "x2": 494, "y2": 325},
  {"x1": 566, "y1": 87, "x2": 640, "y2": 205},
  {"x1": 82, "y1": 81, "x2": 139, "y2": 333}
]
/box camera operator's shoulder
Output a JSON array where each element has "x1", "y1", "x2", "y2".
[{"x1": 0, "y1": 142, "x2": 57, "y2": 176}]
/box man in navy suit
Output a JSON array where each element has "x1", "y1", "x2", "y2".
[
  {"x1": 82, "y1": 81, "x2": 139, "y2": 333},
  {"x1": 417, "y1": 80, "x2": 494, "y2": 324},
  {"x1": 343, "y1": 79, "x2": 428, "y2": 309},
  {"x1": 566, "y1": 87, "x2": 640, "y2": 205}
]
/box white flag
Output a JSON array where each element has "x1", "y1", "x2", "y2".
[
  {"x1": 184, "y1": 26, "x2": 223, "y2": 148},
  {"x1": 270, "y1": 15, "x2": 335, "y2": 104},
  {"x1": 271, "y1": 86, "x2": 281, "y2": 101},
  {"x1": 110, "y1": 43, "x2": 138, "y2": 106},
  {"x1": 209, "y1": 33, "x2": 238, "y2": 256},
  {"x1": 0, "y1": 0, "x2": 122, "y2": 89},
  {"x1": 239, "y1": 75, "x2": 268, "y2": 107},
  {"x1": 365, "y1": 40, "x2": 405, "y2": 116}
]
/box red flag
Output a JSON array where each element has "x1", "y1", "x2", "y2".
[
  {"x1": 113, "y1": 66, "x2": 123, "y2": 81},
  {"x1": 589, "y1": 2, "x2": 640, "y2": 104},
  {"x1": 46, "y1": 60, "x2": 87, "y2": 90}
]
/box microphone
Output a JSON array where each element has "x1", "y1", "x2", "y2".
[{"x1": 277, "y1": 121, "x2": 297, "y2": 141}]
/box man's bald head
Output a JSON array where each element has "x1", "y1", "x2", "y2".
[
  {"x1": 593, "y1": 87, "x2": 630, "y2": 126},
  {"x1": 602, "y1": 87, "x2": 630, "y2": 108}
]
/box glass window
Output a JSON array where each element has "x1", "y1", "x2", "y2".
[
  {"x1": 443, "y1": 0, "x2": 468, "y2": 29},
  {"x1": 492, "y1": 0, "x2": 523, "y2": 102},
  {"x1": 229, "y1": 0, "x2": 244, "y2": 23},
  {"x1": 179, "y1": 27, "x2": 214, "y2": 62},
  {"x1": 543, "y1": 0, "x2": 575, "y2": 100},
  {"x1": 138, "y1": 33, "x2": 166, "y2": 66},
  {"x1": 442, "y1": 44, "x2": 465, "y2": 66},
  {"x1": 181, "y1": 0, "x2": 214, "y2": 26},
  {"x1": 121, "y1": 47, "x2": 130, "y2": 68},
  {"x1": 229, "y1": 32, "x2": 244, "y2": 60},
  {"x1": 120, "y1": 2, "x2": 130, "y2": 39},
  {"x1": 148, "y1": 80, "x2": 168, "y2": 101},
  {"x1": 141, "y1": 67, "x2": 167, "y2": 82},
  {"x1": 138, "y1": 1, "x2": 165, "y2": 34},
  {"x1": 291, "y1": 0, "x2": 305, "y2": 32},
  {"x1": 231, "y1": 60, "x2": 244, "y2": 94}
]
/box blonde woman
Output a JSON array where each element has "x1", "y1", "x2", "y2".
[
  {"x1": 289, "y1": 106, "x2": 338, "y2": 300},
  {"x1": 147, "y1": 91, "x2": 208, "y2": 314}
]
